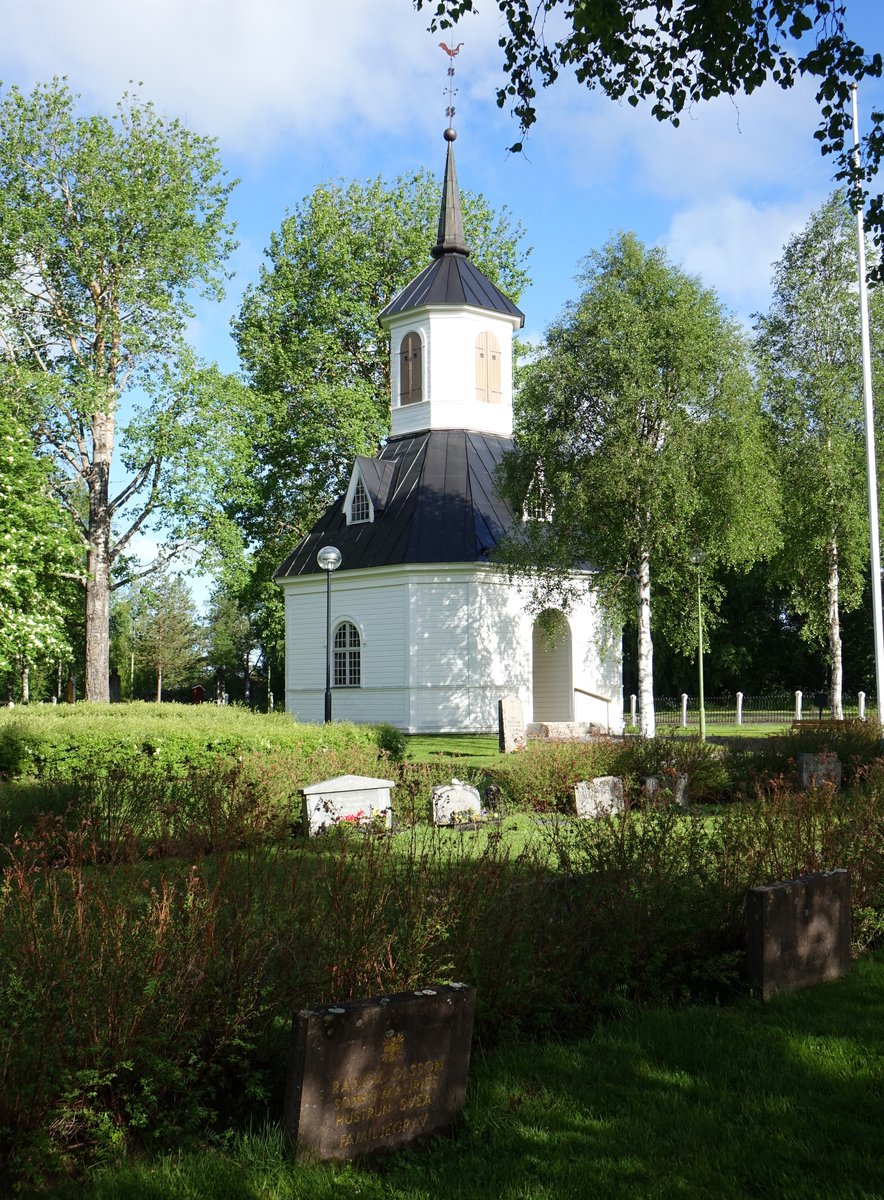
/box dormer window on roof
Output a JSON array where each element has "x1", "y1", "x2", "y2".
[
  {"x1": 349, "y1": 479, "x2": 372, "y2": 524},
  {"x1": 399, "y1": 331, "x2": 423, "y2": 406}
]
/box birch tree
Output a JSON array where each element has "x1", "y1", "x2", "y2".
[
  {"x1": 755, "y1": 192, "x2": 884, "y2": 717},
  {"x1": 0, "y1": 79, "x2": 236, "y2": 701},
  {"x1": 498, "y1": 233, "x2": 778, "y2": 736}
]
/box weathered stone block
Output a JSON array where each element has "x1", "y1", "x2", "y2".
[
  {"x1": 798, "y1": 753, "x2": 842, "y2": 791},
  {"x1": 642, "y1": 773, "x2": 689, "y2": 808},
  {"x1": 575, "y1": 776, "x2": 624, "y2": 819},
  {"x1": 746, "y1": 869, "x2": 851, "y2": 1000},
  {"x1": 432, "y1": 781, "x2": 482, "y2": 826},
  {"x1": 301, "y1": 775, "x2": 394, "y2": 836},
  {"x1": 284, "y1": 984, "x2": 476, "y2": 1160},
  {"x1": 498, "y1": 695, "x2": 527, "y2": 753}
]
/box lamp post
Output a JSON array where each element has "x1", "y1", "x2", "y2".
[
  {"x1": 689, "y1": 548, "x2": 706, "y2": 741},
  {"x1": 317, "y1": 545, "x2": 342, "y2": 723}
]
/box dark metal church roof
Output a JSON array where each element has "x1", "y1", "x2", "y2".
[
  {"x1": 275, "y1": 430, "x2": 517, "y2": 578},
  {"x1": 378, "y1": 130, "x2": 525, "y2": 329}
]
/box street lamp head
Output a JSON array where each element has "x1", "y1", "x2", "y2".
[
  {"x1": 689, "y1": 548, "x2": 705, "y2": 567},
  {"x1": 317, "y1": 545, "x2": 342, "y2": 572}
]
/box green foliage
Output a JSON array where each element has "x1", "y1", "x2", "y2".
[
  {"x1": 0, "y1": 703, "x2": 378, "y2": 783},
  {"x1": 373, "y1": 722, "x2": 407, "y2": 761},
  {"x1": 0, "y1": 404, "x2": 82, "y2": 675},
  {"x1": 755, "y1": 193, "x2": 884, "y2": 712},
  {"x1": 498, "y1": 233, "x2": 778, "y2": 735},
  {"x1": 0, "y1": 78, "x2": 238, "y2": 699},
  {"x1": 419, "y1": 1, "x2": 884, "y2": 277}
]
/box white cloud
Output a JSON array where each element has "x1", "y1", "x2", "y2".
[
  {"x1": 664, "y1": 194, "x2": 822, "y2": 319},
  {"x1": 1, "y1": 0, "x2": 504, "y2": 153}
]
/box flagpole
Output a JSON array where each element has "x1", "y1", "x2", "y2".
[{"x1": 851, "y1": 83, "x2": 884, "y2": 726}]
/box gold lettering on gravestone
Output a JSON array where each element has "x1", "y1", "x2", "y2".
[{"x1": 333, "y1": 1055, "x2": 444, "y2": 1147}]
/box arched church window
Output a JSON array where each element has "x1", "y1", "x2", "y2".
[
  {"x1": 476, "y1": 331, "x2": 502, "y2": 404},
  {"x1": 334, "y1": 622, "x2": 361, "y2": 687},
  {"x1": 399, "y1": 332, "x2": 423, "y2": 405},
  {"x1": 350, "y1": 479, "x2": 371, "y2": 523}
]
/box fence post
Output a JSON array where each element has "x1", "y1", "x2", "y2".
[
  {"x1": 681, "y1": 693, "x2": 689, "y2": 727},
  {"x1": 630, "y1": 694, "x2": 637, "y2": 726},
  {"x1": 795, "y1": 690, "x2": 802, "y2": 722},
  {"x1": 859, "y1": 691, "x2": 866, "y2": 721},
  {"x1": 736, "y1": 692, "x2": 743, "y2": 725}
]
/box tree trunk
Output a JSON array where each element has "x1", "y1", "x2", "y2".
[
  {"x1": 827, "y1": 538, "x2": 844, "y2": 719},
  {"x1": 156, "y1": 665, "x2": 163, "y2": 703},
  {"x1": 84, "y1": 419, "x2": 114, "y2": 703},
  {"x1": 636, "y1": 550, "x2": 656, "y2": 738},
  {"x1": 20, "y1": 662, "x2": 29, "y2": 705}
]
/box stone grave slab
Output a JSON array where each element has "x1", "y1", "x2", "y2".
[
  {"x1": 284, "y1": 984, "x2": 476, "y2": 1160},
  {"x1": 498, "y1": 695, "x2": 527, "y2": 753},
  {"x1": 798, "y1": 753, "x2": 842, "y2": 791},
  {"x1": 575, "y1": 776, "x2": 624, "y2": 819},
  {"x1": 432, "y1": 780, "x2": 482, "y2": 826},
  {"x1": 301, "y1": 775, "x2": 394, "y2": 836},
  {"x1": 642, "y1": 773, "x2": 689, "y2": 808},
  {"x1": 746, "y1": 869, "x2": 851, "y2": 1000}
]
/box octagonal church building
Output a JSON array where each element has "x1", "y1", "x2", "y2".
[{"x1": 275, "y1": 129, "x2": 622, "y2": 734}]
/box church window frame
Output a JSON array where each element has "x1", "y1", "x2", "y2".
[
  {"x1": 476, "y1": 330, "x2": 502, "y2": 404},
  {"x1": 333, "y1": 620, "x2": 362, "y2": 688},
  {"x1": 398, "y1": 330, "x2": 423, "y2": 406},
  {"x1": 350, "y1": 478, "x2": 371, "y2": 524}
]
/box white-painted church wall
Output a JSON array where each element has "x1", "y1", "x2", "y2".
[{"x1": 281, "y1": 563, "x2": 621, "y2": 733}]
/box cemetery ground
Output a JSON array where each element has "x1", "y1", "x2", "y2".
[{"x1": 1, "y1": 705, "x2": 884, "y2": 1194}]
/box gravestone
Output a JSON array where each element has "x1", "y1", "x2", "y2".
[
  {"x1": 301, "y1": 775, "x2": 394, "y2": 836},
  {"x1": 798, "y1": 753, "x2": 842, "y2": 791},
  {"x1": 284, "y1": 984, "x2": 476, "y2": 1160},
  {"x1": 746, "y1": 869, "x2": 851, "y2": 1000},
  {"x1": 575, "y1": 776, "x2": 624, "y2": 819},
  {"x1": 432, "y1": 780, "x2": 482, "y2": 826},
  {"x1": 498, "y1": 696, "x2": 527, "y2": 753},
  {"x1": 642, "y1": 773, "x2": 689, "y2": 808}
]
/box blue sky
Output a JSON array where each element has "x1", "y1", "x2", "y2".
[{"x1": 2, "y1": 0, "x2": 882, "y2": 597}]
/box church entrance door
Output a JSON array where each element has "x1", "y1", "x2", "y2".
[{"x1": 532, "y1": 610, "x2": 573, "y2": 722}]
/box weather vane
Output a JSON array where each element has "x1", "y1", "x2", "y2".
[{"x1": 439, "y1": 41, "x2": 464, "y2": 132}]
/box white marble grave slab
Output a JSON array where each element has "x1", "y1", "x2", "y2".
[{"x1": 301, "y1": 774, "x2": 395, "y2": 836}]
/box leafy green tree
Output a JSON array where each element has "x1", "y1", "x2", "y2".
[
  {"x1": 0, "y1": 79, "x2": 236, "y2": 702},
  {"x1": 131, "y1": 572, "x2": 204, "y2": 702},
  {"x1": 420, "y1": 1, "x2": 884, "y2": 262},
  {"x1": 205, "y1": 584, "x2": 259, "y2": 705},
  {"x1": 230, "y1": 171, "x2": 531, "y2": 590},
  {"x1": 0, "y1": 398, "x2": 82, "y2": 698},
  {"x1": 499, "y1": 233, "x2": 779, "y2": 736},
  {"x1": 755, "y1": 192, "x2": 884, "y2": 717}
]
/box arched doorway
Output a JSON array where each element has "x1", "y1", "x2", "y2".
[{"x1": 532, "y1": 610, "x2": 573, "y2": 722}]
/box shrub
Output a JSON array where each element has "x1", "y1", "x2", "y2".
[
  {"x1": 373, "y1": 723, "x2": 407, "y2": 761},
  {"x1": 494, "y1": 740, "x2": 621, "y2": 812}
]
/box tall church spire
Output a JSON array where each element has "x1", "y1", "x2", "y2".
[{"x1": 431, "y1": 129, "x2": 471, "y2": 259}]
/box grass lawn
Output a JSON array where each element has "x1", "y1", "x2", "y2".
[
  {"x1": 43, "y1": 953, "x2": 884, "y2": 1200},
  {"x1": 404, "y1": 734, "x2": 502, "y2": 767}
]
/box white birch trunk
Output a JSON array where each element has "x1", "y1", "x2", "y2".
[
  {"x1": 827, "y1": 539, "x2": 844, "y2": 719},
  {"x1": 636, "y1": 550, "x2": 655, "y2": 738}
]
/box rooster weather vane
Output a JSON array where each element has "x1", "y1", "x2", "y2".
[{"x1": 439, "y1": 42, "x2": 464, "y2": 132}]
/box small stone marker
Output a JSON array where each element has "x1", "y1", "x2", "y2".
[
  {"x1": 432, "y1": 780, "x2": 482, "y2": 826},
  {"x1": 498, "y1": 695, "x2": 527, "y2": 753},
  {"x1": 746, "y1": 869, "x2": 851, "y2": 1000},
  {"x1": 284, "y1": 984, "x2": 476, "y2": 1160},
  {"x1": 642, "y1": 773, "x2": 689, "y2": 808},
  {"x1": 798, "y1": 753, "x2": 842, "y2": 791},
  {"x1": 575, "y1": 776, "x2": 624, "y2": 819},
  {"x1": 301, "y1": 775, "x2": 394, "y2": 836}
]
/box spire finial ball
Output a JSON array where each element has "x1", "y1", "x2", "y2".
[{"x1": 444, "y1": 127, "x2": 457, "y2": 141}]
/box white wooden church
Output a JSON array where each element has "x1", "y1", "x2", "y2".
[{"x1": 275, "y1": 128, "x2": 622, "y2": 733}]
